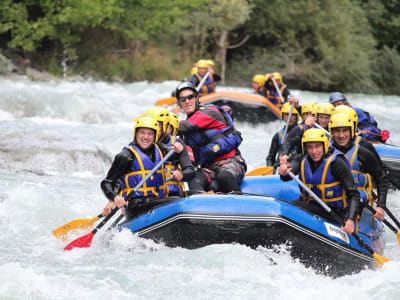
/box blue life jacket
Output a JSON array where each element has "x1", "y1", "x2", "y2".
[
  {"x1": 353, "y1": 106, "x2": 381, "y2": 141},
  {"x1": 185, "y1": 106, "x2": 242, "y2": 167},
  {"x1": 266, "y1": 84, "x2": 286, "y2": 106},
  {"x1": 344, "y1": 136, "x2": 373, "y2": 204},
  {"x1": 119, "y1": 144, "x2": 166, "y2": 199},
  {"x1": 164, "y1": 135, "x2": 184, "y2": 197},
  {"x1": 299, "y1": 149, "x2": 349, "y2": 209},
  {"x1": 196, "y1": 73, "x2": 215, "y2": 96},
  {"x1": 277, "y1": 127, "x2": 287, "y2": 145}
]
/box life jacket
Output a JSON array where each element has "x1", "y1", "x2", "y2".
[
  {"x1": 344, "y1": 135, "x2": 374, "y2": 204},
  {"x1": 196, "y1": 73, "x2": 215, "y2": 96},
  {"x1": 164, "y1": 135, "x2": 185, "y2": 197},
  {"x1": 277, "y1": 127, "x2": 287, "y2": 146},
  {"x1": 299, "y1": 149, "x2": 349, "y2": 209},
  {"x1": 266, "y1": 84, "x2": 286, "y2": 107},
  {"x1": 352, "y1": 107, "x2": 381, "y2": 141},
  {"x1": 119, "y1": 144, "x2": 166, "y2": 199},
  {"x1": 184, "y1": 106, "x2": 242, "y2": 167}
]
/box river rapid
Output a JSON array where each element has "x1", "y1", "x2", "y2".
[{"x1": 0, "y1": 76, "x2": 400, "y2": 299}]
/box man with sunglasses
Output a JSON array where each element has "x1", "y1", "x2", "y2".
[{"x1": 175, "y1": 80, "x2": 247, "y2": 193}]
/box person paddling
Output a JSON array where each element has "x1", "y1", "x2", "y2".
[
  {"x1": 278, "y1": 128, "x2": 360, "y2": 234},
  {"x1": 190, "y1": 59, "x2": 219, "y2": 96},
  {"x1": 266, "y1": 102, "x2": 300, "y2": 169},
  {"x1": 101, "y1": 116, "x2": 167, "y2": 219},
  {"x1": 329, "y1": 113, "x2": 389, "y2": 220},
  {"x1": 264, "y1": 72, "x2": 290, "y2": 106}
]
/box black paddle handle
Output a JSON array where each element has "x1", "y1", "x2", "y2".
[
  {"x1": 92, "y1": 207, "x2": 119, "y2": 234},
  {"x1": 383, "y1": 206, "x2": 400, "y2": 229}
]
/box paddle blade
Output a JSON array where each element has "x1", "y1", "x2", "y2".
[
  {"x1": 246, "y1": 167, "x2": 274, "y2": 176},
  {"x1": 52, "y1": 216, "x2": 100, "y2": 238},
  {"x1": 373, "y1": 253, "x2": 389, "y2": 268},
  {"x1": 397, "y1": 232, "x2": 400, "y2": 245},
  {"x1": 64, "y1": 232, "x2": 94, "y2": 251}
]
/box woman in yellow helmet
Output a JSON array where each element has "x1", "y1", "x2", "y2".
[
  {"x1": 278, "y1": 128, "x2": 360, "y2": 234},
  {"x1": 101, "y1": 116, "x2": 167, "y2": 219},
  {"x1": 252, "y1": 74, "x2": 267, "y2": 96}
]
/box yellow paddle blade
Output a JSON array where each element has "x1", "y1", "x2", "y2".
[
  {"x1": 397, "y1": 232, "x2": 400, "y2": 245},
  {"x1": 154, "y1": 97, "x2": 177, "y2": 106},
  {"x1": 52, "y1": 215, "x2": 100, "y2": 238},
  {"x1": 373, "y1": 253, "x2": 389, "y2": 269},
  {"x1": 246, "y1": 167, "x2": 274, "y2": 176}
]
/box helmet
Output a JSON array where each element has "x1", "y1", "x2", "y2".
[
  {"x1": 329, "y1": 113, "x2": 355, "y2": 139},
  {"x1": 334, "y1": 105, "x2": 358, "y2": 129},
  {"x1": 134, "y1": 116, "x2": 160, "y2": 143},
  {"x1": 301, "y1": 102, "x2": 317, "y2": 116},
  {"x1": 168, "y1": 112, "x2": 179, "y2": 137},
  {"x1": 280, "y1": 102, "x2": 299, "y2": 119},
  {"x1": 273, "y1": 72, "x2": 283, "y2": 83},
  {"x1": 144, "y1": 107, "x2": 170, "y2": 133},
  {"x1": 329, "y1": 92, "x2": 346, "y2": 104},
  {"x1": 206, "y1": 59, "x2": 215, "y2": 66},
  {"x1": 301, "y1": 128, "x2": 329, "y2": 155},
  {"x1": 190, "y1": 67, "x2": 198, "y2": 76},
  {"x1": 196, "y1": 59, "x2": 209, "y2": 69},
  {"x1": 316, "y1": 102, "x2": 335, "y2": 116},
  {"x1": 175, "y1": 80, "x2": 198, "y2": 98},
  {"x1": 253, "y1": 74, "x2": 266, "y2": 86}
]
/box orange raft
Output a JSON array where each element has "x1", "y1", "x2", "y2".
[{"x1": 155, "y1": 91, "x2": 281, "y2": 123}]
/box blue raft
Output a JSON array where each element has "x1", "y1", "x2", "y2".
[{"x1": 119, "y1": 175, "x2": 385, "y2": 277}]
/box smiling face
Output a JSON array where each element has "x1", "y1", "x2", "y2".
[
  {"x1": 305, "y1": 142, "x2": 325, "y2": 162},
  {"x1": 282, "y1": 113, "x2": 298, "y2": 126},
  {"x1": 178, "y1": 89, "x2": 197, "y2": 115},
  {"x1": 135, "y1": 128, "x2": 155, "y2": 150},
  {"x1": 331, "y1": 127, "x2": 351, "y2": 147}
]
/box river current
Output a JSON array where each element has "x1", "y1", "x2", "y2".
[{"x1": 0, "y1": 76, "x2": 399, "y2": 299}]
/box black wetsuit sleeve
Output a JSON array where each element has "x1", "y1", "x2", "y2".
[
  {"x1": 360, "y1": 138, "x2": 383, "y2": 166},
  {"x1": 331, "y1": 157, "x2": 360, "y2": 221},
  {"x1": 280, "y1": 126, "x2": 303, "y2": 156},
  {"x1": 358, "y1": 146, "x2": 388, "y2": 208},
  {"x1": 282, "y1": 87, "x2": 289, "y2": 102},
  {"x1": 266, "y1": 133, "x2": 280, "y2": 166},
  {"x1": 100, "y1": 148, "x2": 134, "y2": 201},
  {"x1": 175, "y1": 138, "x2": 196, "y2": 181},
  {"x1": 213, "y1": 73, "x2": 222, "y2": 82},
  {"x1": 279, "y1": 154, "x2": 302, "y2": 182}
]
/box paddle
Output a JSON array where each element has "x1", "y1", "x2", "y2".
[
  {"x1": 196, "y1": 71, "x2": 210, "y2": 92},
  {"x1": 366, "y1": 206, "x2": 400, "y2": 245},
  {"x1": 383, "y1": 206, "x2": 400, "y2": 229},
  {"x1": 314, "y1": 123, "x2": 330, "y2": 136},
  {"x1": 64, "y1": 149, "x2": 176, "y2": 251},
  {"x1": 245, "y1": 166, "x2": 274, "y2": 176},
  {"x1": 281, "y1": 102, "x2": 294, "y2": 145},
  {"x1": 52, "y1": 213, "x2": 103, "y2": 239},
  {"x1": 271, "y1": 78, "x2": 284, "y2": 106},
  {"x1": 287, "y1": 171, "x2": 389, "y2": 267}
]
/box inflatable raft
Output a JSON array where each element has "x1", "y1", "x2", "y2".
[
  {"x1": 155, "y1": 91, "x2": 280, "y2": 123},
  {"x1": 119, "y1": 176, "x2": 384, "y2": 277}
]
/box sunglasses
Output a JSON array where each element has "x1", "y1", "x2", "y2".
[{"x1": 178, "y1": 94, "x2": 195, "y2": 102}]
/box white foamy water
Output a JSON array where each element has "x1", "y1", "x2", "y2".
[{"x1": 1, "y1": 75, "x2": 400, "y2": 299}]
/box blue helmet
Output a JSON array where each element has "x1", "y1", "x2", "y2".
[{"x1": 329, "y1": 92, "x2": 346, "y2": 104}]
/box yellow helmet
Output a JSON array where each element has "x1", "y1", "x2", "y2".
[
  {"x1": 280, "y1": 102, "x2": 299, "y2": 119},
  {"x1": 206, "y1": 59, "x2": 215, "y2": 66},
  {"x1": 334, "y1": 105, "x2": 358, "y2": 130},
  {"x1": 316, "y1": 102, "x2": 335, "y2": 116},
  {"x1": 168, "y1": 112, "x2": 179, "y2": 137},
  {"x1": 301, "y1": 128, "x2": 329, "y2": 155},
  {"x1": 196, "y1": 59, "x2": 209, "y2": 69},
  {"x1": 134, "y1": 116, "x2": 160, "y2": 142},
  {"x1": 144, "y1": 107, "x2": 170, "y2": 133},
  {"x1": 301, "y1": 102, "x2": 317, "y2": 116},
  {"x1": 253, "y1": 74, "x2": 266, "y2": 86},
  {"x1": 329, "y1": 112, "x2": 355, "y2": 139},
  {"x1": 190, "y1": 67, "x2": 198, "y2": 76},
  {"x1": 273, "y1": 72, "x2": 283, "y2": 83}
]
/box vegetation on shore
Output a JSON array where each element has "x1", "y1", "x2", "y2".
[{"x1": 1, "y1": 0, "x2": 400, "y2": 94}]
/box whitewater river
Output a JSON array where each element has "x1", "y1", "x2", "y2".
[{"x1": 0, "y1": 76, "x2": 400, "y2": 299}]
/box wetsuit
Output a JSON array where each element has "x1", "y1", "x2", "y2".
[
  {"x1": 100, "y1": 142, "x2": 166, "y2": 219},
  {"x1": 333, "y1": 139, "x2": 388, "y2": 209},
  {"x1": 280, "y1": 148, "x2": 360, "y2": 222},
  {"x1": 279, "y1": 123, "x2": 306, "y2": 156},
  {"x1": 266, "y1": 123, "x2": 296, "y2": 167},
  {"x1": 158, "y1": 135, "x2": 196, "y2": 196},
  {"x1": 179, "y1": 105, "x2": 247, "y2": 193}
]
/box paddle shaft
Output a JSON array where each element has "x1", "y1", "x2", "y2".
[
  {"x1": 383, "y1": 206, "x2": 400, "y2": 229},
  {"x1": 366, "y1": 206, "x2": 398, "y2": 234},
  {"x1": 271, "y1": 78, "x2": 284, "y2": 105},
  {"x1": 287, "y1": 171, "x2": 377, "y2": 256},
  {"x1": 196, "y1": 72, "x2": 210, "y2": 92},
  {"x1": 314, "y1": 123, "x2": 330, "y2": 136},
  {"x1": 281, "y1": 102, "x2": 294, "y2": 145}
]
